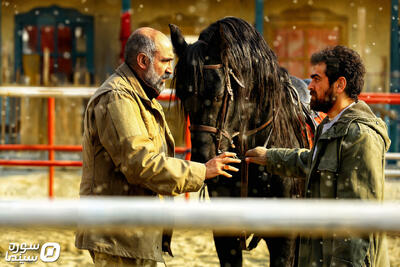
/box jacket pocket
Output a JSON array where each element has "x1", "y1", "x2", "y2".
[
  {"x1": 317, "y1": 147, "x2": 338, "y2": 173},
  {"x1": 316, "y1": 143, "x2": 339, "y2": 198},
  {"x1": 330, "y1": 256, "x2": 354, "y2": 267},
  {"x1": 141, "y1": 108, "x2": 158, "y2": 141}
]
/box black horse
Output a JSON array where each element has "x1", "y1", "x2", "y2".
[{"x1": 170, "y1": 17, "x2": 313, "y2": 267}]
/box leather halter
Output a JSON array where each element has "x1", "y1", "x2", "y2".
[
  {"x1": 190, "y1": 63, "x2": 235, "y2": 153},
  {"x1": 190, "y1": 63, "x2": 273, "y2": 153}
]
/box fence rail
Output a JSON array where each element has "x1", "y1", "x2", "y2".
[
  {"x1": 0, "y1": 87, "x2": 399, "y2": 102},
  {"x1": 0, "y1": 198, "x2": 399, "y2": 235},
  {"x1": 0, "y1": 86, "x2": 96, "y2": 98}
]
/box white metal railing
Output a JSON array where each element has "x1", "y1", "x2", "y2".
[
  {"x1": 0, "y1": 198, "x2": 399, "y2": 235},
  {"x1": 384, "y1": 169, "x2": 400, "y2": 178},
  {"x1": 386, "y1": 153, "x2": 400, "y2": 160},
  {"x1": 0, "y1": 86, "x2": 96, "y2": 98},
  {"x1": 0, "y1": 86, "x2": 175, "y2": 98}
]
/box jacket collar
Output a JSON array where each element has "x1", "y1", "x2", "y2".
[
  {"x1": 318, "y1": 111, "x2": 355, "y2": 140},
  {"x1": 318, "y1": 100, "x2": 389, "y2": 146},
  {"x1": 115, "y1": 63, "x2": 153, "y2": 103}
]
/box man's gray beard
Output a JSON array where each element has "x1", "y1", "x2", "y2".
[{"x1": 144, "y1": 64, "x2": 167, "y2": 94}]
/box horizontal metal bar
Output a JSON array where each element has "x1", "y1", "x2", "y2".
[
  {"x1": 1, "y1": 87, "x2": 400, "y2": 105},
  {"x1": 359, "y1": 92, "x2": 400, "y2": 104},
  {"x1": 0, "y1": 86, "x2": 97, "y2": 98},
  {"x1": 384, "y1": 169, "x2": 400, "y2": 178},
  {"x1": 0, "y1": 86, "x2": 177, "y2": 100},
  {"x1": 0, "y1": 157, "x2": 397, "y2": 178},
  {"x1": 0, "y1": 198, "x2": 399, "y2": 235},
  {"x1": 174, "y1": 147, "x2": 191, "y2": 154},
  {"x1": 157, "y1": 90, "x2": 177, "y2": 101},
  {"x1": 0, "y1": 146, "x2": 396, "y2": 159},
  {"x1": 1, "y1": 87, "x2": 399, "y2": 104},
  {"x1": 360, "y1": 93, "x2": 400, "y2": 97},
  {"x1": 0, "y1": 144, "x2": 82, "y2": 151},
  {"x1": 0, "y1": 145, "x2": 188, "y2": 154},
  {"x1": 386, "y1": 153, "x2": 400, "y2": 160},
  {"x1": 0, "y1": 160, "x2": 82, "y2": 167},
  {"x1": 360, "y1": 98, "x2": 400, "y2": 104}
]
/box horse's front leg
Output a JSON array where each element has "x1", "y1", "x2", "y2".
[
  {"x1": 213, "y1": 234, "x2": 243, "y2": 267},
  {"x1": 207, "y1": 176, "x2": 243, "y2": 267},
  {"x1": 261, "y1": 174, "x2": 300, "y2": 267},
  {"x1": 263, "y1": 236, "x2": 297, "y2": 267}
]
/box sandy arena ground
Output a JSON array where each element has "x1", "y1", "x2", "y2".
[{"x1": 0, "y1": 168, "x2": 398, "y2": 266}]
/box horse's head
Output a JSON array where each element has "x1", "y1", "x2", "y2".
[
  {"x1": 169, "y1": 21, "x2": 243, "y2": 162},
  {"x1": 170, "y1": 17, "x2": 308, "y2": 163}
]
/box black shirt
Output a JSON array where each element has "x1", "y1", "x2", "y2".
[{"x1": 127, "y1": 64, "x2": 159, "y2": 100}]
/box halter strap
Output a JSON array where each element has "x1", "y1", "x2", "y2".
[
  {"x1": 190, "y1": 125, "x2": 239, "y2": 148},
  {"x1": 189, "y1": 125, "x2": 239, "y2": 139},
  {"x1": 203, "y1": 64, "x2": 223, "y2": 70},
  {"x1": 203, "y1": 64, "x2": 245, "y2": 88},
  {"x1": 190, "y1": 63, "x2": 272, "y2": 150},
  {"x1": 244, "y1": 117, "x2": 273, "y2": 137}
]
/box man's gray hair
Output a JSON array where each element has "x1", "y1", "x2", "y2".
[{"x1": 124, "y1": 33, "x2": 156, "y2": 67}]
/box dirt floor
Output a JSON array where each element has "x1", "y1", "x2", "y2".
[{"x1": 0, "y1": 168, "x2": 398, "y2": 267}]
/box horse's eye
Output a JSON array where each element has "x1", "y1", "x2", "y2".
[
  {"x1": 176, "y1": 83, "x2": 196, "y2": 100},
  {"x1": 214, "y1": 95, "x2": 224, "y2": 102},
  {"x1": 203, "y1": 69, "x2": 224, "y2": 97}
]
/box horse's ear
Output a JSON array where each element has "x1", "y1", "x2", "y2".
[
  {"x1": 169, "y1": 24, "x2": 188, "y2": 57},
  {"x1": 218, "y1": 23, "x2": 229, "y2": 61}
]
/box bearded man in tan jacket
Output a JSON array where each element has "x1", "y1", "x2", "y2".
[{"x1": 75, "y1": 27, "x2": 240, "y2": 267}]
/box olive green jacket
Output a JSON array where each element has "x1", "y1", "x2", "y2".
[
  {"x1": 75, "y1": 63, "x2": 206, "y2": 262},
  {"x1": 265, "y1": 101, "x2": 390, "y2": 267}
]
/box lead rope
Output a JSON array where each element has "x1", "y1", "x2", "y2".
[
  {"x1": 238, "y1": 72, "x2": 249, "y2": 251},
  {"x1": 263, "y1": 124, "x2": 274, "y2": 148},
  {"x1": 199, "y1": 183, "x2": 207, "y2": 202}
]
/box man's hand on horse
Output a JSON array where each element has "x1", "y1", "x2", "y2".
[
  {"x1": 205, "y1": 152, "x2": 241, "y2": 179},
  {"x1": 245, "y1": 147, "x2": 268, "y2": 166}
]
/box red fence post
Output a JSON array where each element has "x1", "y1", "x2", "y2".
[
  {"x1": 48, "y1": 97, "x2": 55, "y2": 198},
  {"x1": 185, "y1": 115, "x2": 191, "y2": 200},
  {"x1": 184, "y1": 115, "x2": 191, "y2": 161}
]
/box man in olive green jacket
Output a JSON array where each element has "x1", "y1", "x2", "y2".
[
  {"x1": 75, "y1": 28, "x2": 240, "y2": 266},
  {"x1": 246, "y1": 46, "x2": 390, "y2": 267}
]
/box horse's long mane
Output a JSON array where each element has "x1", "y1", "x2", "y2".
[{"x1": 174, "y1": 17, "x2": 308, "y2": 148}]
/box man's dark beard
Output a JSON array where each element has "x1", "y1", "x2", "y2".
[{"x1": 310, "y1": 84, "x2": 336, "y2": 113}]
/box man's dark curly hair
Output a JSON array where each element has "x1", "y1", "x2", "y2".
[{"x1": 310, "y1": 45, "x2": 365, "y2": 101}]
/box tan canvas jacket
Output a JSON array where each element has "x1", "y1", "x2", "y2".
[{"x1": 75, "y1": 63, "x2": 206, "y2": 262}]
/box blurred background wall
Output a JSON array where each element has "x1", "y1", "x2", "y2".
[{"x1": 0, "y1": 0, "x2": 398, "y2": 151}]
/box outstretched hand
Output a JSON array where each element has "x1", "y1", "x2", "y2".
[
  {"x1": 205, "y1": 152, "x2": 241, "y2": 179},
  {"x1": 245, "y1": 147, "x2": 268, "y2": 166}
]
